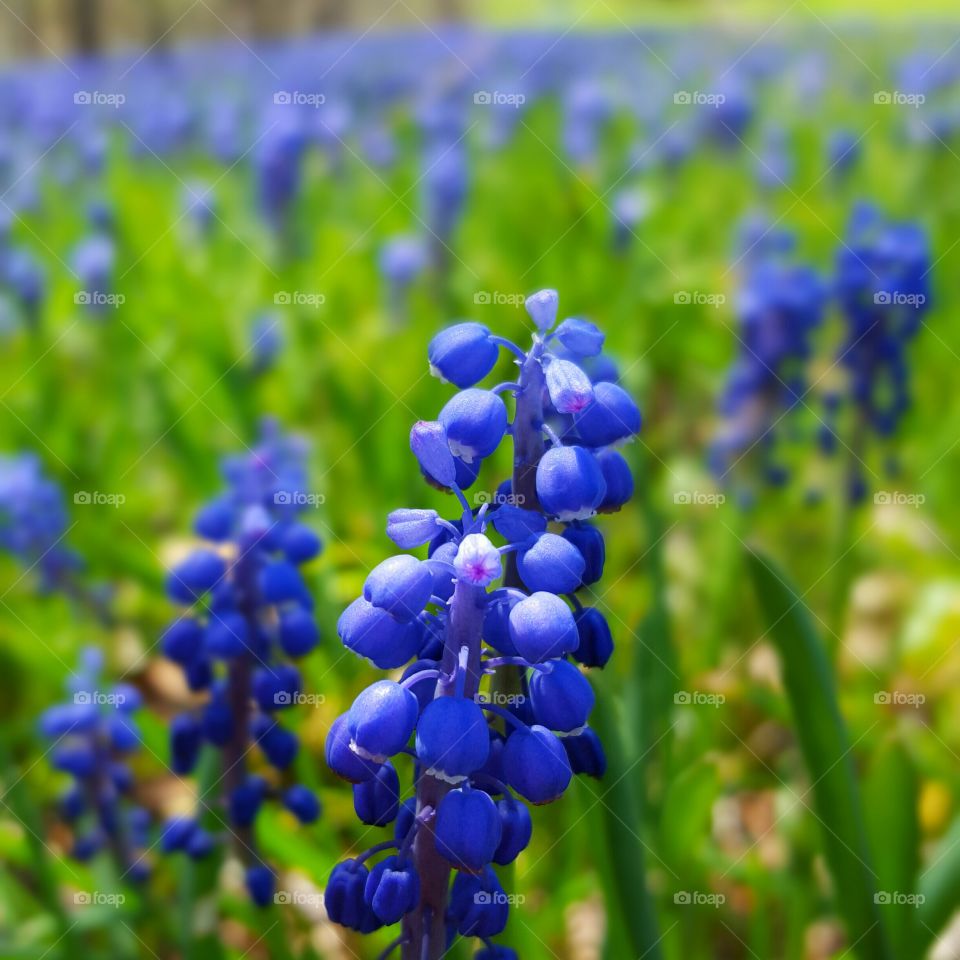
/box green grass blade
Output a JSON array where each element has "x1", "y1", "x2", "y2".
[
  {"x1": 591, "y1": 687, "x2": 664, "y2": 960},
  {"x1": 745, "y1": 547, "x2": 893, "y2": 960},
  {"x1": 863, "y1": 737, "x2": 919, "y2": 957},
  {"x1": 917, "y1": 814, "x2": 960, "y2": 953}
]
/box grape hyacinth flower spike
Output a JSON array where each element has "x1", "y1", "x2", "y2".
[
  {"x1": 326, "y1": 290, "x2": 639, "y2": 958},
  {"x1": 161, "y1": 419, "x2": 323, "y2": 904},
  {"x1": 40, "y1": 648, "x2": 151, "y2": 880}
]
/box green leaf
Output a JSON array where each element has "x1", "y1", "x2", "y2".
[
  {"x1": 864, "y1": 737, "x2": 919, "y2": 957},
  {"x1": 917, "y1": 814, "x2": 960, "y2": 953},
  {"x1": 745, "y1": 547, "x2": 893, "y2": 960},
  {"x1": 590, "y1": 686, "x2": 663, "y2": 960}
]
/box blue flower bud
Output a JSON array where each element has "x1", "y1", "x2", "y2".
[
  {"x1": 347, "y1": 680, "x2": 419, "y2": 762},
  {"x1": 338, "y1": 597, "x2": 422, "y2": 669},
  {"x1": 490, "y1": 504, "x2": 546, "y2": 542},
  {"x1": 229, "y1": 775, "x2": 267, "y2": 827},
  {"x1": 401, "y1": 658, "x2": 442, "y2": 712},
  {"x1": 252, "y1": 663, "x2": 301, "y2": 712},
  {"x1": 554, "y1": 317, "x2": 604, "y2": 357},
  {"x1": 364, "y1": 555, "x2": 434, "y2": 622},
  {"x1": 364, "y1": 855, "x2": 420, "y2": 924},
  {"x1": 426, "y1": 541, "x2": 458, "y2": 602},
  {"x1": 205, "y1": 610, "x2": 250, "y2": 658},
  {"x1": 201, "y1": 696, "x2": 234, "y2": 745},
  {"x1": 194, "y1": 498, "x2": 234, "y2": 541},
  {"x1": 517, "y1": 532, "x2": 585, "y2": 594},
  {"x1": 279, "y1": 607, "x2": 320, "y2": 657},
  {"x1": 282, "y1": 523, "x2": 322, "y2": 563},
  {"x1": 502, "y1": 724, "x2": 572, "y2": 804},
  {"x1": 561, "y1": 523, "x2": 605, "y2": 586},
  {"x1": 477, "y1": 945, "x2": 519, "y2": 960},
  {"x1": 563, "y1": 727, "x2": 606, "y2": 778},
  {"x1": 170, "y1": 713, "x2": 202, "y2": 774},
  {"x1": 166, "y1": 550, "x2": 226, "y2": 603},
  {"x1": 571, "y1": 607, "x2": 613, "y2": 668},
  {"x1": 435, "y1": 787, "x2": 502, "y2": 871},
  {"x1": 449, "y1": 866, "x2": 509, "y2": 937},
  {"x1": 454, "y1": 533, "x2": 502, "y2": 587},
  {"x1": 245, "y1": 864, "x2": 275, "y2": 907},
  {"x1": 545, "y1": 358, "x2": 594, "y2": 414},
  {"x1": 453, "y1": 454, "x2": 482, "y2": 490},
  {"x1": 572, "y1": 381, "x2": 641, "y2": 447},
  {"x1": 39, "y1": 702, "x2": 97, "y2": 737},
  {"x1": 161, "y1": 617, "x2": 205, "y2": 664},
  {"x1": 326, "y1": 714, "x2": 381, "y2": 783},
  {"x1": 60, "y1": 786, "x2": 85, "y2": 821},
  {"x1": 395, "y1": 797, "x2": 418, "y2": 843},
  {"x1": 353, "y1": 760, "x2": 400, "y2": 826},
  {"x1": 492, "y1": 796, "x2": 532, "y2": 865},
  {"x1": 438, "y1": 390, "x2": 507, "y2": 463},
  {"x1": 508, "y1": 592, "x2": 579, "y2": 663},
  {"x1": 528, "y1": 660, "x2": 595, "y2": 732},
  {"x1": 416, "y1": 697, "x2": 490, "y2": 782},
  {"x1": 593, "y1": 451, "x2": 632, "y2": 515},
  {"x1": 525, "y1": 288, "x2": 559, "y2": 331},
  {"x1": 428, "y1": 322, "x2": 499, "y2": 388},
  {"x1": 326, "y1": 859, "x2": 381, "y2": 932},
  {"x1": 256, "y1": 719, "x2": 299, "y2": 769},
  {"x1": 259, "y1": 560, "x2": 306, "y2": 604},
  {"x1": 482, "y1": 596, "x2": 519, "y2": 655},
  {"x1": 185, "y1": 656, "x2": 213, "y2": 691},
  {"x1": 160, "y1": 817, "x2": 197, "y2": 853},
  {"x1": 186, "y1": 827, "x2": 215, "y2": 859},
  {"x1": 411, "y1": 420, "x2": 457, "y2": 487},
  {"x1": 72, "y1": 832, "x2": 104, "y2": 860},
  {"x1": 536, "y1": 445, "x2": 606, "y2": 521},
  {"x1": 283, "y1": 784, "x2": 321, "y2": 823},
  {"x1": 387, "y1": 508, "x2": 441, "y2": 549},
  {"x1": 53, "y1": 743, "x2": 96, "y2": 777}
]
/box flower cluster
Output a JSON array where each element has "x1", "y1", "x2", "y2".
[
  {"x1": 39, "y1": 649, "x2": 150, "y2": 880},
  {"x1": 325, "y1": 290, "x2": 638, "y2": 959},
  {"x1": 709, "y1": 250, "x2": 826, "y2": 494},
  {"x1": 828, "y1": 204, "x2": 932, "y2": 501},
  {"x1": 0, "y1": 453, "x2": 81, "y2": 592},
  {"x1": 160, "y1": 419, "x2": 323, "y2": 904}
]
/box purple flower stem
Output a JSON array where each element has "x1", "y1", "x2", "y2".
[
  {"x1": 221, "y1": 532, "x2": 262, "y2": 862},
  {"x1": 402, "y1": 579, "x2": 486, "y2": 960}
]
